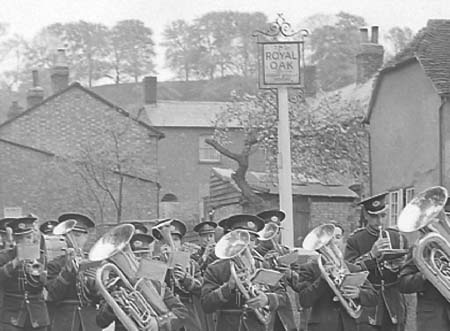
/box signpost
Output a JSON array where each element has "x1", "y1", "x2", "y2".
[{"x1": 254, "y1": 15, "x2": 308, "y2": 247}]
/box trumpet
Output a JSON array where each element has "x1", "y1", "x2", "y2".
[{"x1": 376, "y1": 225, "x2": 407, "y2": 272}]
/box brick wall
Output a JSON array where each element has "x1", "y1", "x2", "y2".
[
  {"x1": 0, "y1": 85, "x2": 159, "y2": 181},
  {"x1": 0, "y1": 84, "x2": 160, "y2": 225},
  {"x1": 0, "y1": 140, "x2": 159, "y2": 225},
  {"x1": 309, "y1": 197, "x2": 359, "y2": 236}
]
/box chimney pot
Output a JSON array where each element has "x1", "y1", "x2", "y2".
[
  {"x1": 51, "y1": 48, "x2": 69, "y2": 93},
  {"x1": 27, "y1": 70, "x2": 44, "y2": 108},
  {"x1": 143, "y1": 76, "x2": 157, "y2": 104},
  {"x1": 7, "y1": 100, "x2": 23, "y2": 119},
  {"x1": 360, "y1": 28, "x2": 369, "y2": 43},
  {"x1": 371, "y1": 26, "x2": 379, "y2": 44}
]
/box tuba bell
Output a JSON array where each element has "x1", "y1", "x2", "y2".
[
  {"x1": 397, "y1": 186, "x2": 450, "y2": 302},
  {"x1": 215, "y1": 229, "x2": 271, "y2": 325},
  {"x1": 89, "y1": 224, "x2": 173, "y2": 331},
  {"x1": 303, "y1": 224, "x2": 363, "y2": 319}
]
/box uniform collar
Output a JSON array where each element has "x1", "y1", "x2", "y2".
[{"x1": 366, "y1": 224, "x2": 380, "y2": 236}]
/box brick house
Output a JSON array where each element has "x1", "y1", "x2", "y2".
[
  {"x1": 208, "y1": 167, "x2": 358, "y2": 246},
  {"x1": 366, "y1": 19, "x2": 450, "y2": 227},
  {"x1": 0, "y1": 52, "x2": 163, "y2": 226},
  {"x1": 93, "y1": 78, "x2": 267, "y2": 232}
]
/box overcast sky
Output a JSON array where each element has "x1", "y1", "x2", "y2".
[{"x1": 1, "y1": 0, "x2": 449, "y2": 80}]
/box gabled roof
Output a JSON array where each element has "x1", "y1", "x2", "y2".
[
  {"x1": 366, "y1": 19, "x2": 450, "y2": 123},
  {"x1": 0, "y1": 82, "x2": 164, "y2": 138},
  {"x1": 212, "y1": 167, "x2": 358, "y2": 198}
]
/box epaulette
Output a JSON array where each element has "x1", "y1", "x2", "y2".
[{"x1": 349, "y1": 227, "x2": 365, "y2": 237}]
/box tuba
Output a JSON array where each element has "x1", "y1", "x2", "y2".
[
  {"x1": 215, "y1": 229, "x2": 271, "y2": 325},
  {"x1": 89, "y1": 224, "x2": 172, "y2": 331},
  {"x1": 303, "y1": 224, "x2": 363, "y2": 319},
  {"x1": 397, "y1": 186, "x2": 450, "y2": 302}
]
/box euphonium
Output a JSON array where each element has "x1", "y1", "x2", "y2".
[
  {"x1": 89, "y1": 224, "x2": 172, "y2": 331},
  {"x1": 397, "y1": 186, "x2": 450, "y2": 302},
  {"x1": 215, "y1": 229, "x2": 271, "y2": 325},
  {"x1": 303, "y1": 224, "x2": 363, "y2": 319}
]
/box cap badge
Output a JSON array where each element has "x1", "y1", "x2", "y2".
[
  {"x1": 248, "y1": 221, "x2": 255, "y2": 229},
  {"x1": 18, "y1": 223, "x2": 26, "y2": 229},
  {"x1": 270, "y1": 216, "x2": 278, "y2": 222},
  {"x1": 170, "y1": 225, "x2": 176, "y2": 232},
  {"x1": 134, "y1": 240, "x2": 143, "y2": 247},
  {"x1": 372, "y1": 201, "x2": 380, "y2": 207}
]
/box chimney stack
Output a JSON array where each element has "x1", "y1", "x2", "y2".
[
  {"x1": 27, "y1": 70, "x2": 44, "y2": 108},
  {"x1": 356, "y1": 26, "x2": 384, "y2": 84},
  {"x1": 143, "y1": 76, "x2": 157, "y2": 104},
  {"x1": 7, "y1": 101, "x2": 23, "y2": 119},
  {"x1": 51, "y1": 49, "x2": 69, "y2": 93}
]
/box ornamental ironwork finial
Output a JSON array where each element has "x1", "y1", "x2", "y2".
[{"x1": 253, "y1": 13, "x2": 309, "y2": 41}]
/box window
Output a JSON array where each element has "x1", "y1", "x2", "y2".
[
  {"x1": 388, "y1": 189, "x2": 403, "y2": 226},
  {"x1": 199, "y1": 135, "x2": 220, "y2": 162},
  {"x1": 404, "y1": 187, "x2": 415, "y2": 205}
]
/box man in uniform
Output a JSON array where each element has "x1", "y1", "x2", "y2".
[
  {"x1": 191, "y1": 221, "x2": 218, "y2": 331},
  {"x1": 191, "y1": 221, "x2": 217, "y2": 272},
  {"x1": 45, "y1": 212, "x2": 101, "y2": 331},
  {"x1": 128, "y1": 221, "x2": 148, "y2": 235},
  {"x1": 254, "y1": 210, "x2": 298, "y2": 331},
  {"x1": 152, "y1": 219, "x2": 203, "y2": 331},
  {"x1": 345, "y1": 193, "x2": 408, "y2": 331},
  {"x1": 0, "y1": 215, "x2": 50, "y2": 331},
  {"x1": 96, "y1": 229, "x2": 188, "y2": 331},
  {"x1": 201, "y1": 214, "x2": 291, "y2": 331}
]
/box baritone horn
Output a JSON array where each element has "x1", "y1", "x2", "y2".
[
  {"x1": 215, "y1": 229, "x2": 271, "y2": 325},
  {"x1": 397, "y1": 186, "x2": 450, "y2": 302},
  {"x1": 303, "y1": 224, "x2": 363, "y2": 319},
  {"x1": 89, "y1": 224, "x2": 172, "y2": 331}
]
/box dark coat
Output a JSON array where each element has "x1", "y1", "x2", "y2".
[
  {"x1": 398, "y1": 256, "x2": 450, "y2": 331},
  {"x1": 0, "y1": 246, "x2": 50, "y2": 328},
  {"x1": 96, "y1": 279, "x2": 188, "y2": 331},
  {"x1": 289, "y1": 259, "x2": 377, "y2": 331},
  {"x1": 345, "y1": 226, "x2": 407, "y2": 329},
  {"x1": 201, "y1": 258, "x2": 290, "y2": 331},
  {"x1": 254, "y1": 243, "x2": 298, "y2": 331},
  {"x1": 45, "y1": 254, "x2": 101, "y2": 331}
]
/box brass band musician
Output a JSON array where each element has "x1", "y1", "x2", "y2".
[
  {"x1": 191, "y1": 221, "x2": 218, "y2": 272},
  {"x1": 201, "y1": 214, "x2": 290, "y2": 331},
  {"x1": 286, "y1": 223, "x2": 377, "y2": 331},
  {"x1": 45, "y1": 212, "x2": 101, "y2": 331},
  {"x1": 0, "y1": 215, "x2": 50, "y2": 331},
  {"x1": 152, "y1": 218, "x2": 203, "y2": 331},
  {"x1": 345, "y1": 193, "x2": 408, "y2": 331},
  {"x1": 255, "y1": 210, "x2": 297, "y2": 331},
  {"x1": 96, "y1": 232, "x2": 188, "y2": 331}
]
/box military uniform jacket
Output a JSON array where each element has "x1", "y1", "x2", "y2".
[
  {"x1": 0, "y1": 246, "x2": 50, "y2": 328},
  {"x1": 398, "y1": 256, "x2": 450, "y2": 331},
  {"x1": 191, "y1": 246, "x2": 217, "y2": 273},
  {"x1": 254, "y1": 243, "x2": 297, "y2": 331},
  {"x1": 96, "y1": 278, "x2": 188, "y2": 331},
  {"x1": 201, "y1": 258, "x2": 289, "y2": 331},
  {"x1": 345, "y1": 226, "x2": 408, "y2": 327},
  {"x1": 46, "y1": 254, "x2": 101, "y2": 331}
]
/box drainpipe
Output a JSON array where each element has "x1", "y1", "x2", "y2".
[{"x1": 439, "y1": 96, "x2": 447, "y2": 186}]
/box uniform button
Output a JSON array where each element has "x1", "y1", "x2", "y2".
[{"x1": 25, "y1": 300, "x2": 30, "y2": 304}]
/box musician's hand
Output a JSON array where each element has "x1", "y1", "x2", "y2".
[
  {"x1": 246, "y1": 291, "x2": 269, "y2": 309},
  {"x1": 227, "y1": 274, "x2": 236, "y2": 290},
  {"x1": 173, "y1": 264, "x2": 186, "y2": 280},
  {"x1": 341, "y1": 285, "x2": 360, "y2": 299},
  {"x1": 11, "y1": 257, "x2": 19, "y2": 269},
  {"x1": 64, "y1": 248, "x2": 76, "y2": 272},
  {"x1": 370, "y1": 238, "x2": 391, "y2": 258}
]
